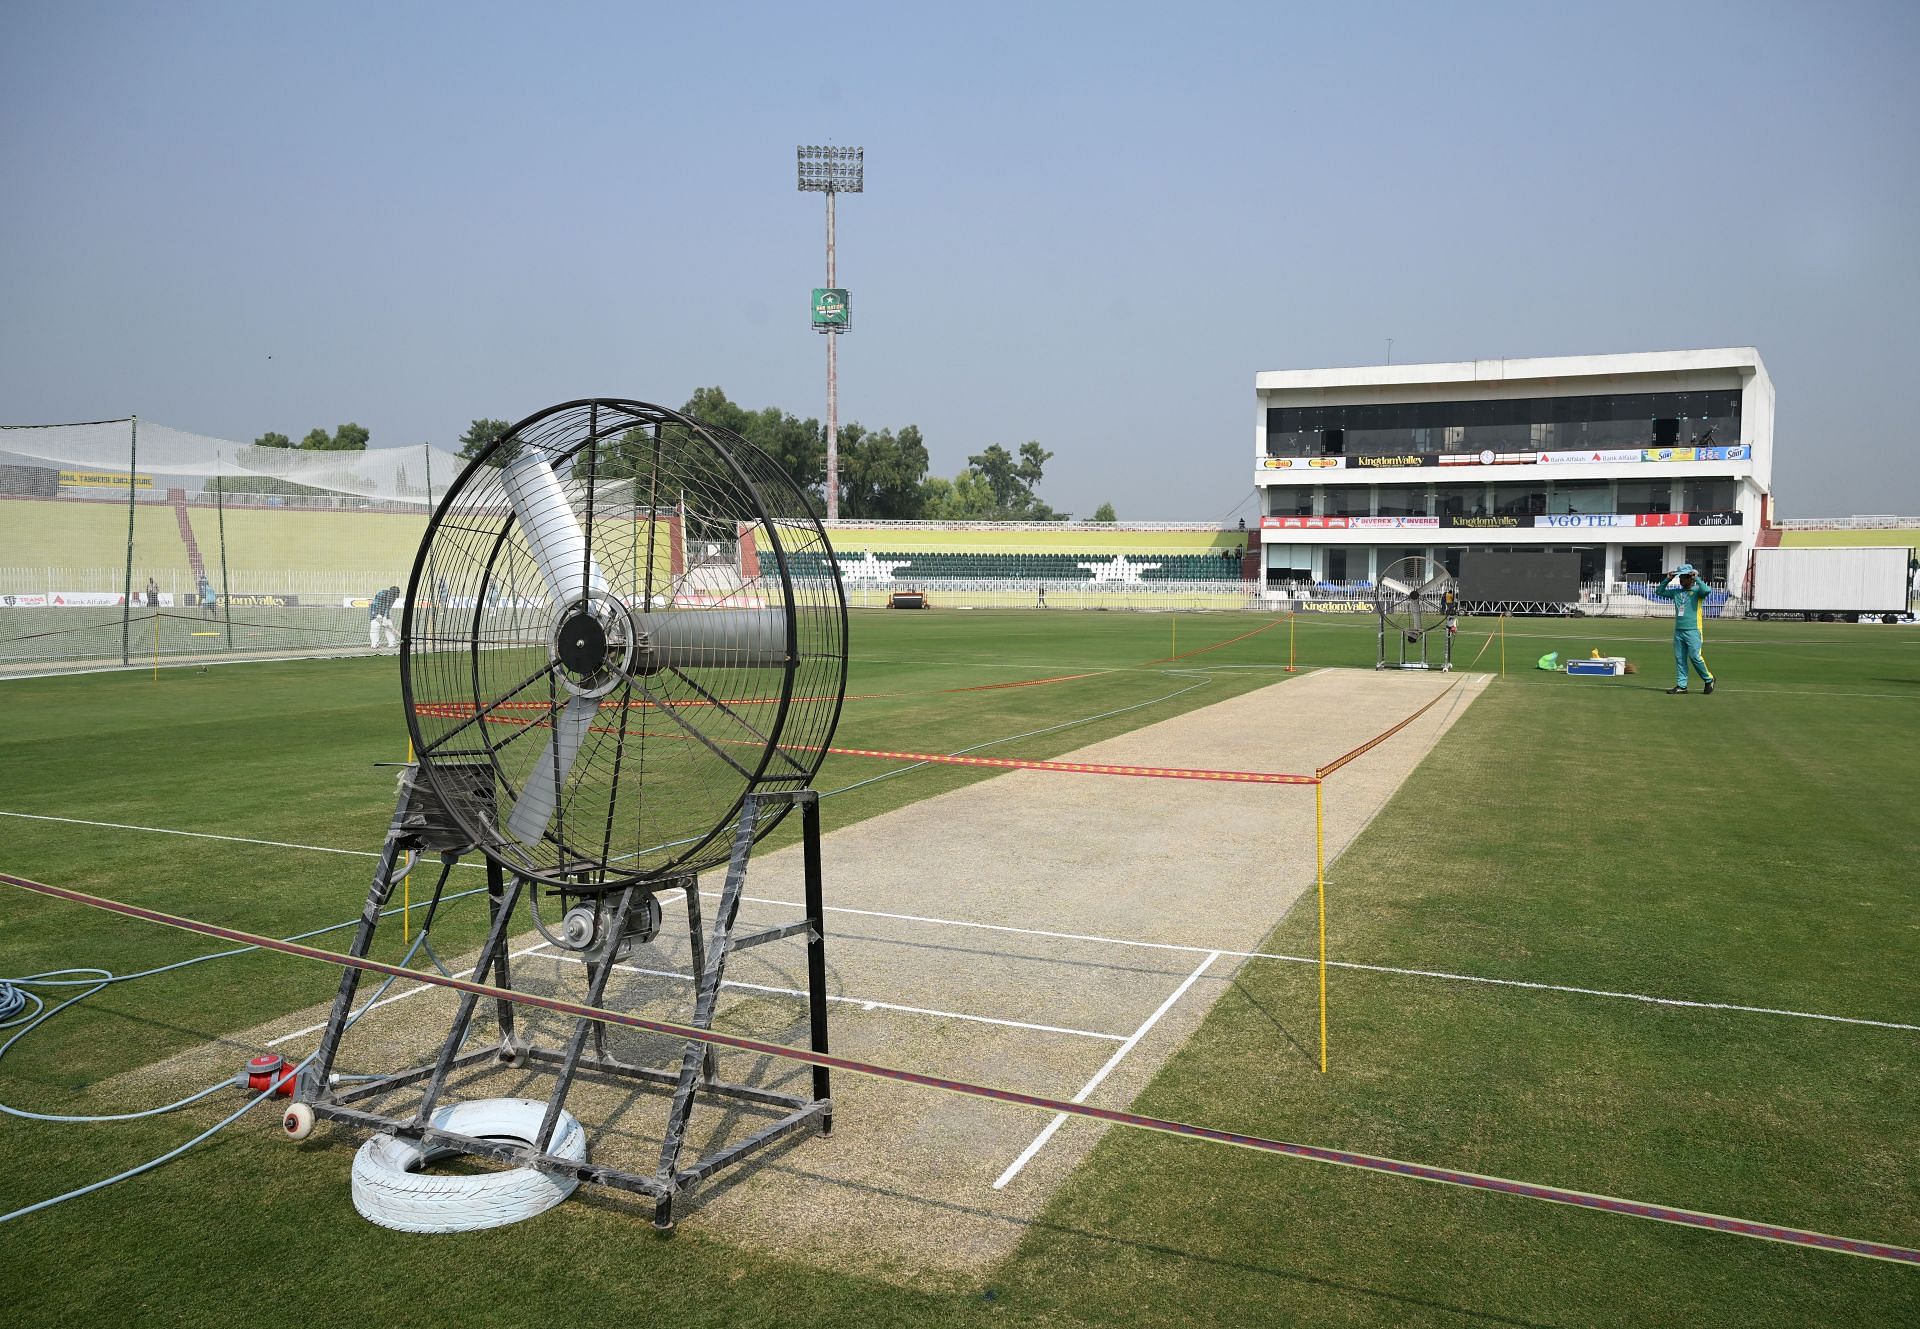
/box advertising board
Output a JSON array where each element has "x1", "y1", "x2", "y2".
[
  {"x1": 1260, "y1": 516, "x2": 1350, "y2": 530},
  {"x1": 59, "y1": 470, "x2": 152, "y2": 489}
]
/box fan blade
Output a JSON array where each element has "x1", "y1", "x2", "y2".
[
  {"x1": 506, "y1": 692, "x2": 602, "y2": 845},
  {"x1": 633, "y1": 609, "x2": 789, "y2": 670},
  {"x1": 1380, "y1": 577, "x2": 1413, "y2": 600},
  {"x1": 501, "y1": 452, "x2": 607, "y2": 604},
  {"x1": 1415, "y1": 571, "x2": 1451, "y2": 599}
]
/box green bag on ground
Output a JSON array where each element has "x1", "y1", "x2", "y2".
[{"x1": 1536, "y1": 652, "x2": 1559, "y2": 671}]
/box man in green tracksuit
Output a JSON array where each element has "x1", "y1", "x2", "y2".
[{"x1": 1653, "y1": 563, "x2": 1714, "y2": 694}]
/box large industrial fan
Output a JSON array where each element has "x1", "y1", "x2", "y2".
[
  {"x1": 1374, "y1": 555, "x2": 1456, "y2": 671},
  {"x1": 293, "y1": 399, "x2": 847, "y2": 1230}
]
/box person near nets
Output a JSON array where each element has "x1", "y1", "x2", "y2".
[
  {"x1": 368, "y1": 584, "x2": 401, "y2": 652},
  {"x1": 197, "y1": 572, "x2": 216, "y2": 618},
  {"x1": 145, "y1": 576, "x2": 159, "y2": 608},
  {"x1": 1654, "y1": 563, "x2": 1715, "y2": 694}
]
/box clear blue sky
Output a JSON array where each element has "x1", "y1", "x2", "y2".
[{"x1": 3, "y1": 1, "x2": 1915, "y2": 519}]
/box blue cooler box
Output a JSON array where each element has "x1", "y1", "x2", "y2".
[{"x1": 1566, "y1": 657, "x2": 1627, "y2": 676}]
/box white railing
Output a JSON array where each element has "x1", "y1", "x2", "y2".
[
  {"x1": 3, "y1": 568, "x2": 1760, "y2": 630},
  {"x1": 824, "y1": 519, "x2": 1238, "y2": 533},
  {"x1": 33, "y1": 489, "x2": 434, "y2": 514},
  {"x1": 842, "y1": 578, "x2": 1257, "y2": 611},
  {"x1": 0, "y1": 568, "x2": 404, "y2": 601},
  {"x1": 1772, "y1": 516, "x2": 1919, "y2": 531}
]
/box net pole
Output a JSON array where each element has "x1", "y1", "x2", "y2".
[
  {"x1": 1287, "y1": 611, "x2": 1296, "y2": 672},
  {"x1": 216, "y1": 455, "x2": 233, "y2": 650},
  {"x1": 1500, "y1": 613, "x2": 1507, "y2": 678},
  {"x1": 1316, "y1": 778, "x2": 1327, "y2": 1073},
  {"x1": 151, "y1": 604, "x2": 159, "y2": 682},
  {"x1": 120, "y1": 416, "x2": 137, "y2": 666}
]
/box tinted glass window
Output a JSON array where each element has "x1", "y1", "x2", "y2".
[
  {"x1": 1324, "y1": 485, "x2": 1370, "y2": 516},
  {"x1": 1267, "y1": 389, "x2": 1744, "y2": 455},
  {"x1": 1682, "y1": 478, "x2": 1736, "y2": 512},
  {"x1": 1616, "y1": 480, "x2": 1672, "y2": 514},
  {"x1": 1619, "y1": 546, "x2": 1665, "y2": 580},
  {"x1": 1376, "y1": 486, "x2": 1429, "y2": 516}
]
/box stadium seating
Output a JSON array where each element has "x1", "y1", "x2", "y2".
[
  {"x1": 809, "y1": 550, "x2": 1241, "y2": 583},
  {"x1": 1, "y1": 495, "x2": 1251, "y2": 595}
]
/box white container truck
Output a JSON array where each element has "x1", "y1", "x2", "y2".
[{"x1": 1749, "y1": 546, "x2": 1912, "y2": 621}]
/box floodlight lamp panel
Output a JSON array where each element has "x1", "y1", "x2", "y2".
[{"x1": 796, "y1": 144, "x2": 864, "y2": 192}]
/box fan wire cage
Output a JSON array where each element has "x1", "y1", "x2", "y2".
[{"x1": 400, "y1": 399, "x2": 847, "y2": 891}]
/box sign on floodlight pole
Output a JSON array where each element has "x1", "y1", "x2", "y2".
[{"x1": 798, "y1": 144, "x2": 862, "y2": 521}]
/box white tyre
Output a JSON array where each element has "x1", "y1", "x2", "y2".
[
  {"x1": 282, "y1": 1102, "x2": 316, "y2": 1141},
  {"x1": 350, "y1": 1098, "x2": 587, "y2": 1234}
]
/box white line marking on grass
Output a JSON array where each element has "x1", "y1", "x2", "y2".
[
  {"x1": 11, "y1": 809, "x2": 1912, "y2": 1035},
  {"x1": 0, "y1": 810, "x2": 405, "y2": 859},
  {"x1": 530, "y1": 947, "x2": 1127, "y2": 1042},
  {"x1": 1706, "y1": 687, "x2": 1920, "y2": 701},
  {"x1": 265, "y1": 942, "x2": 550, "y2": 1047},
  {"x1": 728, "y1": 893, "x2": 1920, "y2": 1035},
  {"x1": 993, "y1": 950, "x2": 1220, "y2": 1190}
]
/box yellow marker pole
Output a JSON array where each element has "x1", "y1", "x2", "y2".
[
  {"x1": 1499, "y1": 613, "x2": 1507, "y2": 679},
  {"x1": 402, "y1": 736, "x2": 414, "y2": 943},
  {"x1": 1287, "y1": 612, "x2": 1297, "y2": 673},
  {"x1": 1316, "y1": 779, "x2": 1328, "y2": 1073},
  {"x1": 1172, "y1": 615, "x2": 1177, "y2": 658},
  {"x1": 152, "y1": 610, "x2": 159, "y2": 682}
]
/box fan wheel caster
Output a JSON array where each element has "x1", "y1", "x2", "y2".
[{"x1": 282, "y1": 1102, "x2": 316, "y2": 1141}]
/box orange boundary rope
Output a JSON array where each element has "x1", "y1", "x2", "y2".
[
  {"x1": 3, "y1": 872, "x2": 1911, "y2": 1265},
  {"x1": 1315, "y1": 679, "x2": 1466, "y2": 779},
  {"x1": 1143, "y1": 616, "x2": 1288, "y2": 665}
]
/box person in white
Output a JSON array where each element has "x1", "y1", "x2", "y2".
[{"x1": 368, "y1": 584, "x2": 401, "y2": 651}]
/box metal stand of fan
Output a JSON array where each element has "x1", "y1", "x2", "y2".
[
  {"x1": 1376, "y1": 614, "x2": 1455, "y2": 671},
  {"x1": 299, "y1": 773, "x2": 833, "y2": 1231}
]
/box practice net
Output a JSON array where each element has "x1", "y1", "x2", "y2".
[{"x1": 0, "y1": 418, "x2": 468, "y2": 673}]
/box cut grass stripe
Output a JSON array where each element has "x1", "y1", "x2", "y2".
[
  {"x1": 5, "y1": 871, "x2": 1914, "y2": 1266},
  {"x1": 3, "y1": 809, "x2": 1910, "y2": 1033}
]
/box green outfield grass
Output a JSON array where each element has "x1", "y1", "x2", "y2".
[
  {"x1": 0, "y1": 496, "x2": 205, "y2": 585},
  {"x1": 0, "y1": 610, "x2": 1915, "y2": 1326},
  {"x1": 1777, "y1": 527, "x2": 1920, "y2": 556}
]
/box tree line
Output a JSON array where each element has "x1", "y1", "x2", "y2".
[
  {"x1": 454, "y1": 388, "x2": 1115, "y2": 521},
  {"x1": 249, "y1": 392, "x2": 1121, "y2": 520},
  {"x1": 252, "y1": 424, "x2": 370, "y2": 452}
]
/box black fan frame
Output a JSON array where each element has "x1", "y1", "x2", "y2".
[{"x1": 398, "y1": 397, "x2": 848, "y2": 891}]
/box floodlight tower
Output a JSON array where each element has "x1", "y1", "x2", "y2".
[{"x1": 797, "y1": 144, "x2": 862, "y2": 521}]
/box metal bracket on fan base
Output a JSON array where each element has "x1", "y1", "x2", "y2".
[{"x1": 298, "y1": 777, "x2": 833, "y2": 1231}]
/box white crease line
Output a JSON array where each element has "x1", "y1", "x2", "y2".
[
  {"x1": 531, "y1": 946, "x2": 1125, "y2": 1042},
  {"x1": 0, "y1": 809, "x2": 409, "y2": 860},
  {"x1": 265, "y1": 942, "x2": 550, "y2": 1047},
  {"x1": 993, "y1": 950, "x2": 1220, "y2": 1190},
  {"x1": 729, "y1": 893, "x2": 1920, "y2": 1035},
  {"x1": 11, "y1": 809, "x2": 1914, "y2": 1035}
]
